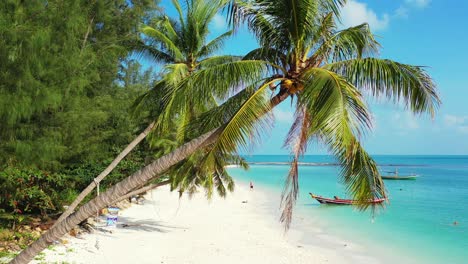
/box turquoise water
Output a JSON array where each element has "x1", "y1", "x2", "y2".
[{"x1": 228, "y1": 155, "x2": 468, "y2": 264}]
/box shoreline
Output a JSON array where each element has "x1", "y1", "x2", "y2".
[
  {"x1": 229, "y1": 164, "x2": 464, "y2": 264},
  {"x1": 33, "y1": 182, "x2": 381, "y2": 264},
  {"x1": 238, "y1": 180, "x2": 386, "y2": 264}
]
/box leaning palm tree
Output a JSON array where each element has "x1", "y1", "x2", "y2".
[
  {"x1": 54, "y1": 0, "x2": 237, "y2": 226},
  {"x1": 11, "y1": 0, "x2": 440, "y2": 263},
  {"x1": 135, "y1": 0, "x2": 247, "y2": 197},
  {"x1": 173, "y1": 0, "x2": 440, "y2": 228}
]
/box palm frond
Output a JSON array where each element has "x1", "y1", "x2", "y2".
[
  {"x1": 228, "y1": 0, "x2": 346, "y2": 52},
  {"x1": 243, "y1": 48, "x2": 288, "y2": 74},
  {"x1": 197, "y1": 30, "x2": 234, "y2": 58},
  {"x1": 280, "y1": 107, "x2": 310, "y2": 229},
  {"x1": 159, "y1": 16, "x2": 179, "y2": 41},
  {"x1": 326, "y1": 58, "x2": 440, "y2": 116},
  {"x1": 132, "y1": 40, "x2": 174, "y2": 64},
  {"x1": 161, "y1": 63, "x2": 190, "y2": 86},
  {"x1": 205, "y1": 78, "x2": 282, "y2": 155},
  {"x1": 298, "y1": 67, "x2": 386, "y2": 207},
  {"x1": 183, "y1": 79, "x2": 283, "y2": 200},
  {"x1": 245, "y1": 2, "x2": 292, "y2": 51},
  {"x1": 329, "y1": 23, "x2": 380, "y2": 61},
  {"x1": 175, "y1": 103, "x2": 192, "y2": 143},
  {"x1": 180, "y1": 60, "x2": 275, "y2": 105},
  {"x1": 304, "y1": 12, "x2": 334, "y2": 59},
  {"x1": 319, "y1": 0, "x2": 347, "y2": 19},
  {"x1": 198, "y1": 55, "x2": 242, "y2": 68},
  {"x1": 169, "y1": 149, "x2": 245, "y2": 199},
  {"x1": 171, "y1": 0, "x2": 185, "y2": 27},
  {"x1": 301, "y1": 68, "x2": 372, "y2": 134},
  {"x1": 187, "y1": 86, "x2": 258, "y2": 136},
  {"x1": 141, "y1": 26, "x2": 185, "y2": 61}
]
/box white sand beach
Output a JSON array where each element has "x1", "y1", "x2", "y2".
[{"x1": 34, "y1": 183, "x2": 382, "y2": 264}]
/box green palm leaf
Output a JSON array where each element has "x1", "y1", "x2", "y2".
[
  {"x1": 198, "y1": 55, "x2": 242, "y2": 68},
  {"x1": 197, "y1": 30, "x2": 234, "y2": 58},
  {"x1": 280, "y1": 107, "x2": 310, "y2": 228},
  {"x1": 279, "y1": 67, "x2": 382, "y2": 229},
  {"x1": 324, "y1": 23, "x2": 380, "y2": 61},
  {"x1": 195, "y1": 79, "x2": 284, "y2": 198},
  {"x1": 141, "y1": 26, "x2": 185, "y2": 61},
  {"x1": 299, "y1": 67, "x2": 385, "y2": 203},
  {"x1": 243, "y1": 48, "x2": 288, "y2": 74},
  {"x1": 205, "y1": 78, "x2": 281, "y2": 155},
  {"x1": 132, "y1": 40, "x2": 174, "y2": 64},
  {"x1": 171, "y1": 0, "x2": 186, "y2": 27},
  {"x1": 326, "y1": 58, "x2": 440, "y2": 116},
  {"x1": 182, "y1": 60, "x2": 276, "y2": 103}
]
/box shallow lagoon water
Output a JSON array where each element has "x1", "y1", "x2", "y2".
[{"x1": 229, "y1": 155, "x2": 468, "y2": 264}]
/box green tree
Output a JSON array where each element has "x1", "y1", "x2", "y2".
[
  {"x1": 11, "y1": 0, "x2": 440, "y2": 262},
  {"x1": 136, "y1": 0, "x2": 246, "y2": 196},
  {"x1": 0, "y1": 0, "x2": 157, "y2": 230},
  {"x1": 0, "y1": 0, "x2": 156, "y2": 169},
  {"x1": 53, "y1": 0, "x2": 242, "y2": 226}
]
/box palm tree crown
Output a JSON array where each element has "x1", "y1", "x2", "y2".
[
  {"x1": 184, "y1": 0, "x2": 440, "y2": 228},
  {"x1": 137, "y1": 0, "x2": 246, "y2": 198}
]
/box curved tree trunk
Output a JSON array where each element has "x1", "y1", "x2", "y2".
[
  {"x1": 53, "y1": 122, "x2": 155, "y2": 227},
  {"x1": 11, "y1": 91, "x2": 290, "y2": 264},
  {"x1": 112, "y1": 179, "x2": 171, "y2": 204},
  {"x1": 9, "y1": 128, "x2": 219, "y2": 264}
]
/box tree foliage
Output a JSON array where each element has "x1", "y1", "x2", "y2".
[
  {"x1": 0, "y1": 0, "x2": 158, "y2": 228},
  {"x1": 189, "y1": 0, "x2": 440, "y2": 228},
  {"x1": 0, "y1": 0, "x2": 156, "y2": 169},
  {"x1": 136, "y1": 0, "x2": 248, "y2": 198}
]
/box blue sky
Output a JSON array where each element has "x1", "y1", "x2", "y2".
[{"x1": 156, "y1": 0, "x2": 468, "y2": 155}]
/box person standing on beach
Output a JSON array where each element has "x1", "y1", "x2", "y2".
[{"x1": 250, "y1": 181, "x2": 254, "y2": 190}]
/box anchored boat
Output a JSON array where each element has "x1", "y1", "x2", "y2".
[
  {"x1": 309, "y1": 193, "x2": 386, "y2": 205},
  {"x1": 382, "y1": 168, "x2": 419, "y2": 180},
  {"x1": 381, "y1": 175, "x2": 418, "y2": 180}
]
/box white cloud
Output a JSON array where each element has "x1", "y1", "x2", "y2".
[
  {"x1": 340, "y1": 0, "x2": 390, "y2": 31},
  {"x1": 443, "y1": 114, "x2": 468, "y2": 134},
  {"x1": 211, "y1": 13, "x2": 227, "y2": 30},
  {"x1": 394, "y1": 6, "x2": 409, "y2": 18},
  {"x1": 274, "y1": 109, "x2": 294, "y2": 123},
  {"x1": 394, "y1": 0, "x2": 430, "y2": 19},
  {"x1": 444, "y1": 114, "x2": 467, "y2": 126},
  {"x1": 392, "y1": 112, "x2": 420, "y2": 130},
  {"x1": 405, "y1": 0, "x2": 431, "y2": 8}
]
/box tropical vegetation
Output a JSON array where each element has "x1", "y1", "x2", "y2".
[
  {"x1": 2, "y1": 0, "x2": 439, "y2": 263},
  {"x1": 53, "y1": 0, "x2": 245, "y2": 226}
]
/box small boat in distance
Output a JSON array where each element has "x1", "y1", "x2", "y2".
[
  {"x1": 381, "y1": 168, "x2": 419, "y2": 180},
  {"x1": 309, "y1": 193, "x2": 386, "y2": 205}
]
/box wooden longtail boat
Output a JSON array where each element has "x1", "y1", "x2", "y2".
[
  {"x1": 382, "y1": 168, "x2": 419, "y2": 180},
  {"x1": 381, "y1": 175, "x2": 418, "y2": 180},
  {"x1": 309, "y1": 193, "x2": 386, "y2": 205}
]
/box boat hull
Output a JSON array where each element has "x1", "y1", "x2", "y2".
[
  {"x1": 309, "y1": 193, "x2": 385, "y2": 205},
  {"x1": 381, "y1": 175, "x2": 418, "y2": 180}
]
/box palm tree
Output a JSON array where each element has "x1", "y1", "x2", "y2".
[
  {"x1": 196, "y1": 0, "x2": 440, "y2": 228},
  {"x1": 135, "y1": 0, "x2": 247, "y2": 197},
  {"x1": 53, "y1": 0, "x2": 238, "y2": 226},
  {"x1": 11, "y1": 0, "x2": 440, "y2": 262}
]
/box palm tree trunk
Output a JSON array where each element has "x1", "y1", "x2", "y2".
[
  {"x1": 112, "y1": 180, "x2": 171, "y2": 205},
  {"x1": 10, "y1": 128, "x2": 219, "y2": 264},
  {"x1": 10, "y1": 91, "x2": 290, "y2": 264},
  {"x1": 54, "y1": 122, "x2": 155, "y2": 226}
]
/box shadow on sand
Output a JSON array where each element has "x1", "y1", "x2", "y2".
[{"x1": 112, "y1": 216, "x2": 188, "y2": 233}]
